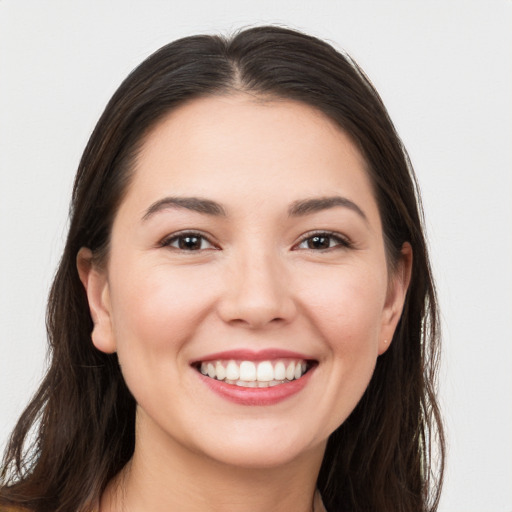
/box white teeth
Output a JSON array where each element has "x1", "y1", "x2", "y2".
[
  {"x1": 274, "y1": 361, "x2": 286, "y2": 381},
  {"x1": 197, "y1": 359, "x2": 310, "y2": 386},
  {"x1": 256, "y1": 361, "x2": 274, "y2": 382},
  {"x1": 285, "y1": 362, "x2": 295, "y2": 381},
  {"x1": 225, "y1": 360, "x2": 239, "y2": 380},
  {"x1": 235, "y1": 380, "x2": 257, "y2": 388},
  {"x1": 239, "y1": 361, "x2": 257, "y2": 381},
  {"x1": 226, "y1": 379, "x2": 288, "y2": 388},
  {"x1": 215, "y1": 361, "x2": 226, "y2": 381}
]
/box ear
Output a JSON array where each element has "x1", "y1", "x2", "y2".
[
  {"x1": 76, "y1": 247, "x2": 116, "y2": 354},
  {"x1": 378, "y1": 242, "x2": 413, "y2": 355}
]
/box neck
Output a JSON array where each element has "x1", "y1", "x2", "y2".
[{"x1": 101, "y1": 410, "x2": 326, "y2": 512}]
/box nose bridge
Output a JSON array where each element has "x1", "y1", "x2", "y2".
[{"x1": 219, "y1": 242, "x2": 295, "y2": 328}]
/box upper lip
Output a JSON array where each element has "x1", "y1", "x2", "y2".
[{"x1": 190, "y1": 348, "x2": 315, "y2": 364}]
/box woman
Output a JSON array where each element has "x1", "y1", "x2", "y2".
[{"x1": 0, "y1": 26, "x2": 444, "y2": 512}]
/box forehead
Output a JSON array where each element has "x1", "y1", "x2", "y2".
[{"x1": 123, "y1": 94, "x2": 379, "y2": 221}]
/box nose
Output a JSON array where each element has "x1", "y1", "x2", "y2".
[{"x1": 217, "y1": 249, "x2": 297, "y2": 329}]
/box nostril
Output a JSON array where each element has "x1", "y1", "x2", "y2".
[
  {"x1": 224, "y1": 313, "x2": 292, "y2": 330},
  {"x1": 216, "y1": 271, "x2": 297, "y2": 328}
]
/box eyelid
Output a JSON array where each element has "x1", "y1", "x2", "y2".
[
  {"x1": 159, "y1": 230, "x2": 219, "y2": 250},
  {"x1": 293, "y1": 230, "x2": 353, "y2": 250}
]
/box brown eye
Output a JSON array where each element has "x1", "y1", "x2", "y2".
[
  {"x1": 178, "y1": 235, "x2": 203, "y2": 250},
  {"x1": 306, "y1": 235, "x2": 331, "y2": 249},
  {"x1": 162, "y1": 232, "x2": 215, "y2": 251},
  {"x1": 296, "y1": 232, "x2": 351, "y2": 251}
]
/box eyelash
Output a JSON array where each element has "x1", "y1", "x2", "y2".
[
  {"x1": 294, "y1": 231, "x2": 353, "y2": 251},
  {"x1": 160, "y1": 230, "x2": 352, "y2": 252},
  {"x1": 160, "y1": 231, "x2": 217, "y2": 251}
]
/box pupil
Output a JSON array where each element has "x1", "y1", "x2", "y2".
[
  {"x1": 309, "y1": 236, "x2": 329, "y2": 249},
  {"x1": 179, "y1": 236, "x2": 201, "y2": 250}
]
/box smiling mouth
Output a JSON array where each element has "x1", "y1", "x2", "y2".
[{"x1": 193, "y1": 359, "x2": 315, "y2": 388}]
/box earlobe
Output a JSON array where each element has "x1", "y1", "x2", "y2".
[
  {"x1": 378, "y1": 242, "x2": 413, "y2": 355},
  {"x1": 76, "y1": 248, "x2": 117, "y2": 354}
]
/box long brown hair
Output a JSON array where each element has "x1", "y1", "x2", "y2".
[{"x1": 0, "y1": 26, "x2": 444, "y2": 512}]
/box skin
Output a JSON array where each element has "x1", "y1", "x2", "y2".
[{"x1": 78, "y1": 95, "x2": 412, "y2": 512}]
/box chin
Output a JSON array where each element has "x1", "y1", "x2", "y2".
[
  {"x1": 191, "y1": 424, "x2": 325, "y2": 470},
  {"x1": 206, "y1": 444, "x2": 314, "y2": 470}
]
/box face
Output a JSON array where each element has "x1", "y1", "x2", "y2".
[{"x1": 79, "y1": 95, "x2": 410, "y2": 469}]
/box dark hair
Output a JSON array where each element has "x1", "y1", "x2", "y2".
[{"x1": 0, "y1": 26, "x2": 444, "y2": 512}]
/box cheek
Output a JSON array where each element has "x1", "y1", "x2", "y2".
[
  {"x1": 298, "y1": 266, "x2": 387, "y2": 433},
  {"x1": 300, "y1": 263, "x2": 388, "y2": 350},
  {"x1": 107, "y1": 262, "x2": 220, "y2": 418},
  {"x1": 109, "y1": 262, "x2": 217, "y2": 355}
]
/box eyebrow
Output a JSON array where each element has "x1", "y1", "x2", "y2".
[
  {"x1": 141, "y1": 195, "x2": 367, "y2": 222},
  {"x1": 288, "y1": 196, "x2": 368, "y2": 221},
  {"x1": 142, "y1": 196, "x2": 227, "y2": 220}
]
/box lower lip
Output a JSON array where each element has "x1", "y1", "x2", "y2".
[{"x1": 197, "y1": 367, "x2": 315, "y2": 406}]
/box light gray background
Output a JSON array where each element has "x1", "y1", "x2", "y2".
[{"x1": 1, "y1": 1, "x2": 511, "y2": 510}]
